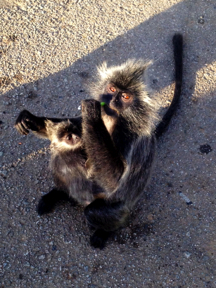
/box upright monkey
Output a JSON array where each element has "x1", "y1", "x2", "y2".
[{"x1": 15, "y1": 34, "x2": 183, "y2": 248}]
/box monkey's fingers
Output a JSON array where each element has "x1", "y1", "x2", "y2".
[
  {"x1": 22, "y1": 118, "x2": 39, "y2": 131},
  {"x1": 15, "y1": 122, "x2": 29, "y2": 135},
  {"x1": 15, "y1": 109, "x2": 38, "y2": 132},
  {"x1": 81, "y1": 99, "x2": 101, "y2": 120}
]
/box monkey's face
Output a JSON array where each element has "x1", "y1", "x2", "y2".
[
  {"x1": 62, "y1": 132, "x2": 80, "y2": 146},
  {"x1": 93, "y1": 60, "x2": 149, "y2": 115},
  {"x1": 101, "y1": 83, "x2": 134, "y2": 114},
  {"x1": 58, "y1": 125, "x2": 81, "y2": 146},
  {"x1": 55, "y1": 123, "x2": 82, "y2": 150}
]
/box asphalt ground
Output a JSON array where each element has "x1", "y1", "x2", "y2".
[{"x1": 0, "y1": 0, "x2": 216, "y2": 287}]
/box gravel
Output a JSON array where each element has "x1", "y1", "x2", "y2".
[{"x1": 0, "y1": 0, "x2": 216, "y2": 287}]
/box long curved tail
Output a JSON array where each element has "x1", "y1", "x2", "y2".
[{"x1": 154, "y1": 33, "x2": 183, "y2": 138}]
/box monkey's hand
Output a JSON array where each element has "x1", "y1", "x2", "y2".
[
  {"x1": 15, "y1": 110, "x2": 43, "y2": 135},
  {"x1": 81, "y1": 99, "x2": 101, "y2": 122}
]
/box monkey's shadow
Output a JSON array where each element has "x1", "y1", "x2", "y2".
[
  {"x1": 59, "y1": 196, "x2": 155, "y2": 248},
  {"x1": 1, "y1": 0, "x2": 215, "y2": 246}
]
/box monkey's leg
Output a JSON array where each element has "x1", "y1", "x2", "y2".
[
  {"x1": 82, "y1": 99, "x2": 125, "y2": 192},
  {"x1": 85, "y1": 199, "x2": 129, "y2": 248},
  {"x1": 15, "y1": 109, "x2": 82, "y2": 138},
  {"x1": 37, "y1": 188, "x2": 75, "y2": 215},
  {"x1": 85, "y1": 136, "x2": 156, "y2": 247},
  {"x1": 84, "y1": 199, "x2": 129, "y2": 231}
]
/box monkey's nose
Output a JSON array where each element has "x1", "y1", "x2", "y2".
[{"x1": 101, "y1": 94, "x2": 112, "y2": 104}]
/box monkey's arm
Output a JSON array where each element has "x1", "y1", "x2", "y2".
[
  {"x1": 15, "y1": 109, "x2": 82, "y2": 139},
  {"x1": 82, "y1": 99, "x2": 125, "y2": 192},
  {"x1": 85, "y1": 135, "x2": 156, "y2": 234}
]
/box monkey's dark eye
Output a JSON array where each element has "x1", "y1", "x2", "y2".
[
  {"x1": 122, "y1": 93, "x2": 130, "y2": 101},
  {"x1": 109, "y1": 86, "x2": 116, "y2": 93},
  {"x1": 66, "y1": 134, "x2": 72, "y2": 141}
]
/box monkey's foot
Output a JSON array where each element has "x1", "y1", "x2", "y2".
[
  {"x1": 37, "y1": 189, "x2": 70, "y2": 215},
  {"x1": 90, "y1": 229, "x2": 111, "y2": 249},
  {"x1": 37, "y1": 196, "x2": 55, "y2": 215}
]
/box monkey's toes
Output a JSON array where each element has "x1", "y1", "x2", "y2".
[{"x1": 90, "y1": 229, "x2": 111, "y2": 249}]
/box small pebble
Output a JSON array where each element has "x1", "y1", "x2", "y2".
[{"x1": 184, "y1": 252, "x2": 191, "y2": 259}]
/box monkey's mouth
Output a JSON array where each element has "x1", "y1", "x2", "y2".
[{"x1": 102, "y1": 103, "x2": 119, "y2": 116}]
